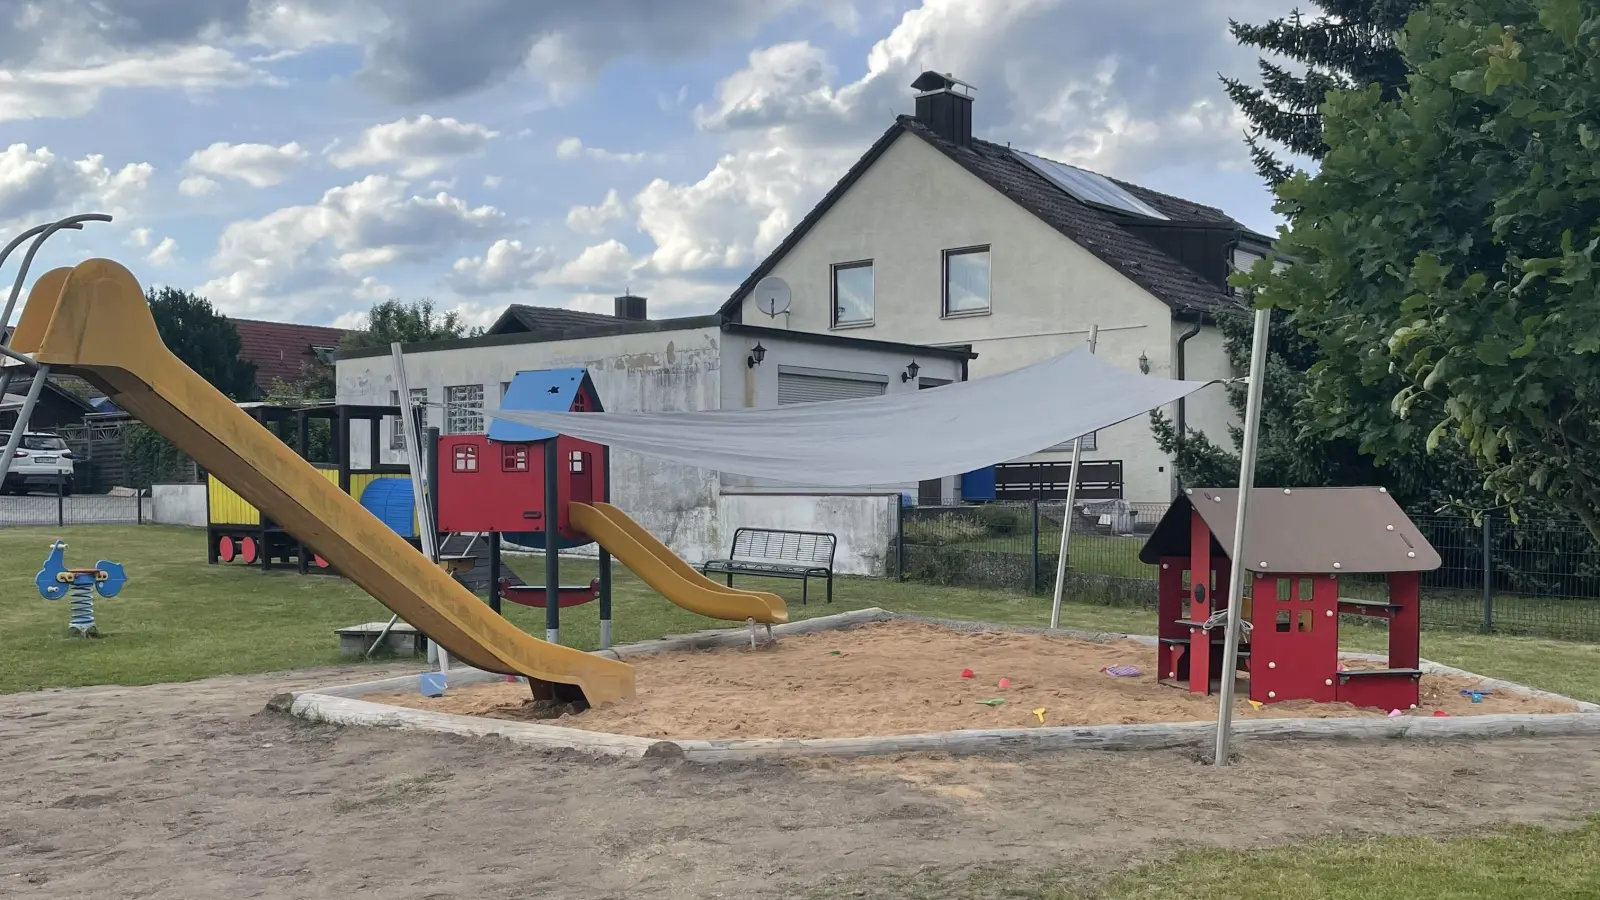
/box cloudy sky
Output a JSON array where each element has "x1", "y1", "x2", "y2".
[{"x1": 1, "y1": 0, "x2": 1302, "y2": 329}]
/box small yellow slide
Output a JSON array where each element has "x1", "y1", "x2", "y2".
[
  {"x1": 570, "y1": 502, "x2": 788, "y2": 625},
  {"x1": 10, "y1": 259, "x2": 635, "y2": 706}
]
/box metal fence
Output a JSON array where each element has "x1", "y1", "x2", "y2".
[
  {"x1": 0, "y1": 483, "x2": 149, "y2": 528},
  {"x1": 893, "y1": 501, "x2": 1600, "y2": 642}
]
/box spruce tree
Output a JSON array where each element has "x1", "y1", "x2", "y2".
[{"x1": 1221, "y1": 0, "x2": 1424, "y2": 185}]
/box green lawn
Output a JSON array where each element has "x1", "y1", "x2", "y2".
[
  {"x1": 815, "y1": 817, "x2": 1600, "y2": 899},
  {"x1": 2, "y1": 524, "x2": 1597, "y2": 704}
]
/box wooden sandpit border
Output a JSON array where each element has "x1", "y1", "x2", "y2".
[{"x1": 269, "y1": 608, "x2": 1600, "y2": 763}]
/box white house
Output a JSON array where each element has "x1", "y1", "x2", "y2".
[
  {"x1": 334, "y1": 296, "x2": 972, "y2": 574},
  {"x1": 721, "y1": 71, "x2": 1273, "y2": 504}
]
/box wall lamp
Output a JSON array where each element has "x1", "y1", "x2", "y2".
[
  {"x1": 1138, "y1": 351, "x2": 1150, "y2": 375},
  {"x1": 900, "y1": 360, "x2": 921, "y2": 383},
  {"x1": 747, "y1": 342, "x2": 766, "y2": 368}
]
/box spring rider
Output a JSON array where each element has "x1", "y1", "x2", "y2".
[{"x1": 35, "y1": 540, "x2": 127, "y2": 637}]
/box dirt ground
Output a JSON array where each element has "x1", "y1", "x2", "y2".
[
  {"x1": 366, "y1": 622, "x2": 1575, "y2": 739},
  {"x1": 5, "y1": 665, "x2": 1600, "y2": 900}
]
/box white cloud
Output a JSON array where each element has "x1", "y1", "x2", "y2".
[
  {"x1": 448, "y1": 238, "x2": 558, "y2": 296},
  {"x1": 0, "y1": 143, "x2": 153, "y2": 224},
  {"x1": 178, "y1": 175, "x2": 220, "y2": 197},
  {"x1": 200, "y1": 175, "x2": 503, "y2": 316},
  {"x1": 146, "y1": 236, "x2": 179, "y2": 267},
  {"x1": 566, "y1": 188, "x2": 628, "y2": 235},
  {"x1": 184, "y1": 141, "x2": 310, "y2": 188},
  {"x1": 128, "y1": 227, "x2": 152, "y2": 247},
  {"x1": 629, "y1": 0, "x2": 1287, "y2": 279},
  {"x1": 544, "y1": 239, "x2": 639, "y2": 287},
  {"x1": 555, "y1": 137, "x2": 650, "y2": 164},
  {"x1": 0, "y1": 45, "x2": 266, "y2": 123},
  {"x1": 482, "y1": 175, "x2": 503, "y2": 188},
  {"x1": 327, "y1": 115, "x2": 499, "y2": 178}
]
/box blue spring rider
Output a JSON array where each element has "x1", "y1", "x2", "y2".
[{"x1": 35, "y1": 540, "x2": 127, "y2": 637}]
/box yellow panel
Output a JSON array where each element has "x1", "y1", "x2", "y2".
[
  {"x1": 27, "y1": 258, "x2": 633, "y2": 706},
  {"x1": 208, "y1": 472, "x2": 260, "y2": 525}
]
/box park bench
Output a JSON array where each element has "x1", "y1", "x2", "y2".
[{"x1": 702, "y1": 527, "x2": 837, "y2": 605}]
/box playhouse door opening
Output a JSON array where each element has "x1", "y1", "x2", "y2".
[{"x1": 570, "y1": 451, "x2": 594, "y2": 504}]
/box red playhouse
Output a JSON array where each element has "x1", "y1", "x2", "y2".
[
  {"x1": 432, "y1": 367, "x2": 614, "y2": 646},
  {"x1": 1138, "y1": 486, "x2": 1442, "y2": 711}
]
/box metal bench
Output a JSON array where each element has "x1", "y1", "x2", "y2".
[{"x1": 702, "y1": 527, "x2": 837, "y2": 605}]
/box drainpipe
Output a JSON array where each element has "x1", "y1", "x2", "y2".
[{"x1": 1174, "y1": 313, "x2": 1204, "y2": 439}]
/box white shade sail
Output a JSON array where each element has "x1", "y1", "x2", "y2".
[{"x1": 492, "y1": 348, "x2": 1221, "y2": 486}]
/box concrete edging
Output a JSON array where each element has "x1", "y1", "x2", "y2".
[{"x1": 272, "y1": 608, "x2": 1600, "y2": 763}]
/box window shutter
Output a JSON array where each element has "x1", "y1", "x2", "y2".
[{"x1": 777, "y1": 373, "x2": 887, "y2": 405}]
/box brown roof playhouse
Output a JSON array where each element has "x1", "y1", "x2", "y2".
[{"x1": 1139, "y1": 486, "x2": 1443, "y2": 712}]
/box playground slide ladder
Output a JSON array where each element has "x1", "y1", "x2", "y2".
[{"x1": 8, "y1": 256, "x2": 635, "y2": 706}]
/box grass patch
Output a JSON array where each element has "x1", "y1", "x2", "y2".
[
  {"x1": 331, "y1": 772, "x2": 455, "y2": 813},
  {"x1": 805, "y1": 817, "x2": 1600, "y2": 899},
  {"x1": 1, "y1": 525, "x2": 1595, "y2": 704}
]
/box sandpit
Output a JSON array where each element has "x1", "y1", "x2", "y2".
[{"x1": 362, "y1": 621, "x2": 1576, "y2": 740}]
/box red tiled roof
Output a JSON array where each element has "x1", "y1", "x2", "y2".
[{"x1": 231, "y1": 318, "x2": 351, "y2": 392}]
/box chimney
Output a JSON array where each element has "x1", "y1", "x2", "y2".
[
  {"x1": 614, "y1": 293, "x2": 647, "y2": 321},
  {"x1": 911, "y1": 71, "x2": 975, "y2": 147}
]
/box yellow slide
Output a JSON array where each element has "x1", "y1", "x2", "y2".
[
  {"x1": 11, "y1": 260, "x2": 634, "y2": 706},
  {"x1": 570, "y1": 502, "x2": 788, "y2": 625}
]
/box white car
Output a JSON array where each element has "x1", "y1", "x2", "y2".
[{"x1": 1, "y1": 432, "x2": 75, "y2": 495}]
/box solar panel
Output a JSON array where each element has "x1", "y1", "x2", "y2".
[{"x1": 1010, "y1": 150, "x2": 1169, "y2": 220}]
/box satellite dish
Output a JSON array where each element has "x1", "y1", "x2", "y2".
[{"x1": 753, "y1": 276, "x2": 792, "y2": 317}]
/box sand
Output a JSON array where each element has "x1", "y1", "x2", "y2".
[
  {"x1": 365, "y1": 621, "x2": 1576, "y2": 738},
  {"x1": 7, "y1": 662, "x2": 1600, "y2": 898}
]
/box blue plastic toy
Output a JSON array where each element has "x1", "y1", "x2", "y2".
[{"x1": 35, "y1": 540, "x2": 127, "y2": 637}]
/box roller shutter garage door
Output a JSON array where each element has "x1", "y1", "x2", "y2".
[{"x1": 777, "y1": 372, "x2": 887, "y2": 405}]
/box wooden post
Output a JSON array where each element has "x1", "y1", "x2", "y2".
[
  {"x1": 1187, "y1": 508, "x2": 1211, "y2": 695},
  {"x1": 1389, "y1": 571, "x2": 1422, "y2": 670}
]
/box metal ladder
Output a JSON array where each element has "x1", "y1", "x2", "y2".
[{"x1": 0, "y1": 214, "x2": 113, "y2": 490}]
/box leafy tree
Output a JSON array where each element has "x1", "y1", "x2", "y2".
[
  {"x1": 1240, "y1": 0, "x2": 1600, "y2": 538},
  {"x1": 145, "y1": 287, "x2": 258, "y2": 400},
  {"x1": 1223, "y1": 0, "x2": 1426, "y2": 185},
  {"x1": 339, "y1": 299, "x2": 482, "y2": 353}
]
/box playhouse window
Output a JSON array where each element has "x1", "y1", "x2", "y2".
[
  {"x1": 569, "y1": 451, "x2": 585, "y2": 473},
  {"x1": 452, "y1": 444, "x2": 479, "y2": 473},
  {"x1": 502, "y1": 444, "x2": 529, "y2": 472},
  {"x1": 571, "y1": 391, "x2": 590, "y2": 412}
]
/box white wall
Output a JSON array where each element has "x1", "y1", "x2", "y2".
[
  {"x1": 735, "y1": 132, "x2": 1234, "y2": 502},
  {"x1": 150, "y1": 483, "x2": 206, "y2": 527},
  {"x1": 1172, "y1": 321, "x2": 1237, "y2": 455},
  {"x1": 716, "y1": 493, "x2": 896, "y2": 577},
  {"x1": 337, "y1": 327, "x2": 725, "y2": 562}
]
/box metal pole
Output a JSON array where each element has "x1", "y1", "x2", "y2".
[
  {"x1": 1, "y1": 214, "x2": 110, "y2": 331},
  {"x1": 488, "y1": 530, "x2": 503, "y2": 614},
  {"x1": 1050, "y1": 324, "x2": 1098, "y2": 628},
  {"x1": 544, "y1": 437, "x2": 561, "y2": 644},
  {"x1": 895, "y1": 495, "x2": 906, "y2": 582},
  {"x1": 0, "y1": 365, "x2": 50, "y2": 487},
  {"x1": 598, "y1": 444, "x2": 612, "y2": 649},
  {"x1": 1482, "y1": 514, "x2": 1494, "y2": 633},
  {"x1": 1212, "y1": 307, "x2": 1271, "y2": 766},
  {"x1": 1030, "y1": 499, "x2": 1041, "y2": 595},
  {"x1": 391, "y1": 343, "x2": 446, "y2": 672}
]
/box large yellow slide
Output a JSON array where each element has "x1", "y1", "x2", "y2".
[
  {"x1": 10, "y1": 260, "x2": 636, "y2": 705},
  {"x1": 570, "y1": 503, "x2": 788, "y2": 625}
]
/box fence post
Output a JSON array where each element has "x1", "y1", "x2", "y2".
[
  {"x1": 895, "y1": 496, "x2": 905, "y2": 582},
  {"x1": 56, "y1": 474, "x2": 64, "y2": 527},
  {"x1": 137, "y1": 488, "x2": 144, "y2": 525},
  {"x1": 1481, "y1": 514, "x2": 1494, "y2": 633},
  {"x1": 1030, "y1": 500, "x2": 1040, "y2": 595}
]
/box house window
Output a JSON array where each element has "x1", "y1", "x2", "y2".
[
  {"x1": 943, "y1": 246, "x2": 991, "y2": 316},
  {"x1": 502, "y1": 444, "x2": 529, "y2": 472},
  {"x1": 389, "y1": 388, "x2": 428, "y2": 450},
  {"x1": 500, "y1": 381, "x2": 512, "y2": 402},
  {"x1": 311, "y1": 345, "x2": 338, "y2": 364},
  {"x1": 444, "y1": 384, "x2": 484, "y2": 434},
  {"x1": 1047, "y1": 430, "x2": 1098, "y2": 452},
  {"x1": 452, "y1": 444, "x2": 479, "y2": 473},
  {"x1": 831, "y1": 260, "x2": 874, "y2": 327}
]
